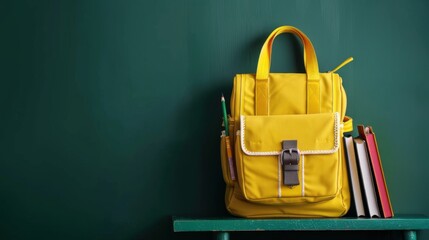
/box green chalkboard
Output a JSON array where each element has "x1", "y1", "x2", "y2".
[{"x1": 1, "y1": 0, "x2": 428, "y2": 239}]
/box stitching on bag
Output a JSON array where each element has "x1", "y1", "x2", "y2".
[{"x1": 240, "y1": 112, "x2": 340, "y2": 156}]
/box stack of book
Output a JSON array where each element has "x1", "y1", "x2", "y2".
[{"x1": 343, "y1": 124, "x2": 394, "y2": 218}]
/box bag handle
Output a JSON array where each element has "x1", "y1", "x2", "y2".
[{"x1": 255, "y1": 26, "x2": 321, "y2": 115}]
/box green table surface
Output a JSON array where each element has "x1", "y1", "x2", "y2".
[{"x1": 173, "y1": 215, "x2": 429, "y2": 232}]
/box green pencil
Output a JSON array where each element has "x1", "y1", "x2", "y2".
[{"x1": 221, "y1": 94, "x2": 229, "y2": 136}]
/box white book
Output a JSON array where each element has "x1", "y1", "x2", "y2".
[
  {"x1": 344, "y1": 136, "x2": 365, "y2": 217},
  {"x1": 354, "y1": 137, "x2": 380, "y2": 218}
]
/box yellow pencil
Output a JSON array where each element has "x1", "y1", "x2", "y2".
[{"x1": 225, "y1": 136, "x2": 235, "y2": 180}]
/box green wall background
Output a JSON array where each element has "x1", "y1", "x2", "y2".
[{"x1": 1, "y1": 0, "x2": 428, "y2": 239}]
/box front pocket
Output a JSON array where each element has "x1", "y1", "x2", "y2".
[{"x1": 236, "y1": 112, "x2": 341, "y2": 204}]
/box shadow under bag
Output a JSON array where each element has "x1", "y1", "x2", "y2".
[{"x1": 220, "y1": 26, "x2": 353, "y2": 218}]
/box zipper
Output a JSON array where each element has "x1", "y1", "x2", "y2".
[{"x1": 329, "y1": 57, "x2": 353, "y2": 73}]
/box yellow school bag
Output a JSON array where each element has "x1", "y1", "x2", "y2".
[{"x1": 220, "y1": 26, "x2": 353, "y2": 218}]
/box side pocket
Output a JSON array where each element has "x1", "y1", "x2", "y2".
[{"x1": 220, "y1": 132, "x2": 235, "y2": 186}]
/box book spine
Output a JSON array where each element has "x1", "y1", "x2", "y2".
[
  {"x1": 344, "y1": 136, "x2": 365, "y2": 217},
  {"x1": 366, "y1": 133, "x2": 393, "y2": 218},
  {"x1": 354, "y1": 138, "x2": 381, "y2": 218}
]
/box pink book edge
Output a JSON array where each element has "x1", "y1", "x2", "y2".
[{"x1": 366, "y1": 132, "x2": 394, "y2": 218}]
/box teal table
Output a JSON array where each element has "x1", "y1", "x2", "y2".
[{"x1": 173, "y1": 215, "x2": 429, "y2": 240}]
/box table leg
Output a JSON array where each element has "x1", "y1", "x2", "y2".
[
  {"x1": 214, "y1": 231, "x2": 230, "y2": 240},
  {"x1": 404, "y1": 230, "x2": 417, "y2": 240}
]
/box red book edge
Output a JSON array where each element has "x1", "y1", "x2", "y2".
[{"x1": 358, "y1": 125, "x2": 394, "y2": 218}]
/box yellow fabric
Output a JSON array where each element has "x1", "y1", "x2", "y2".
[
  {"x1": 256, "y1": 26, "x2": 319, "y2": 80},
  {"x1": 255, "y1": 79, "x2": 269, "y2": 115},
  {"x1": 241, "y1": 113, "x2": 338, "y2": 153},
  {"x1": 307, "y1": 79, "x2": 321, "y2": 113},
  {"x1": 222, "y1": 26, "x2": 353, "y2": 218},
  {"x1": 343, "y1": 116, "x2": 353, "y2": 133},
  {"x1": 255, "y1": 26, "x2": 321, "y2": 115}
]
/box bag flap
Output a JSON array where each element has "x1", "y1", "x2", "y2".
[{"x1": 240, "y1": 112, "x2": 340, "y2": 156}]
